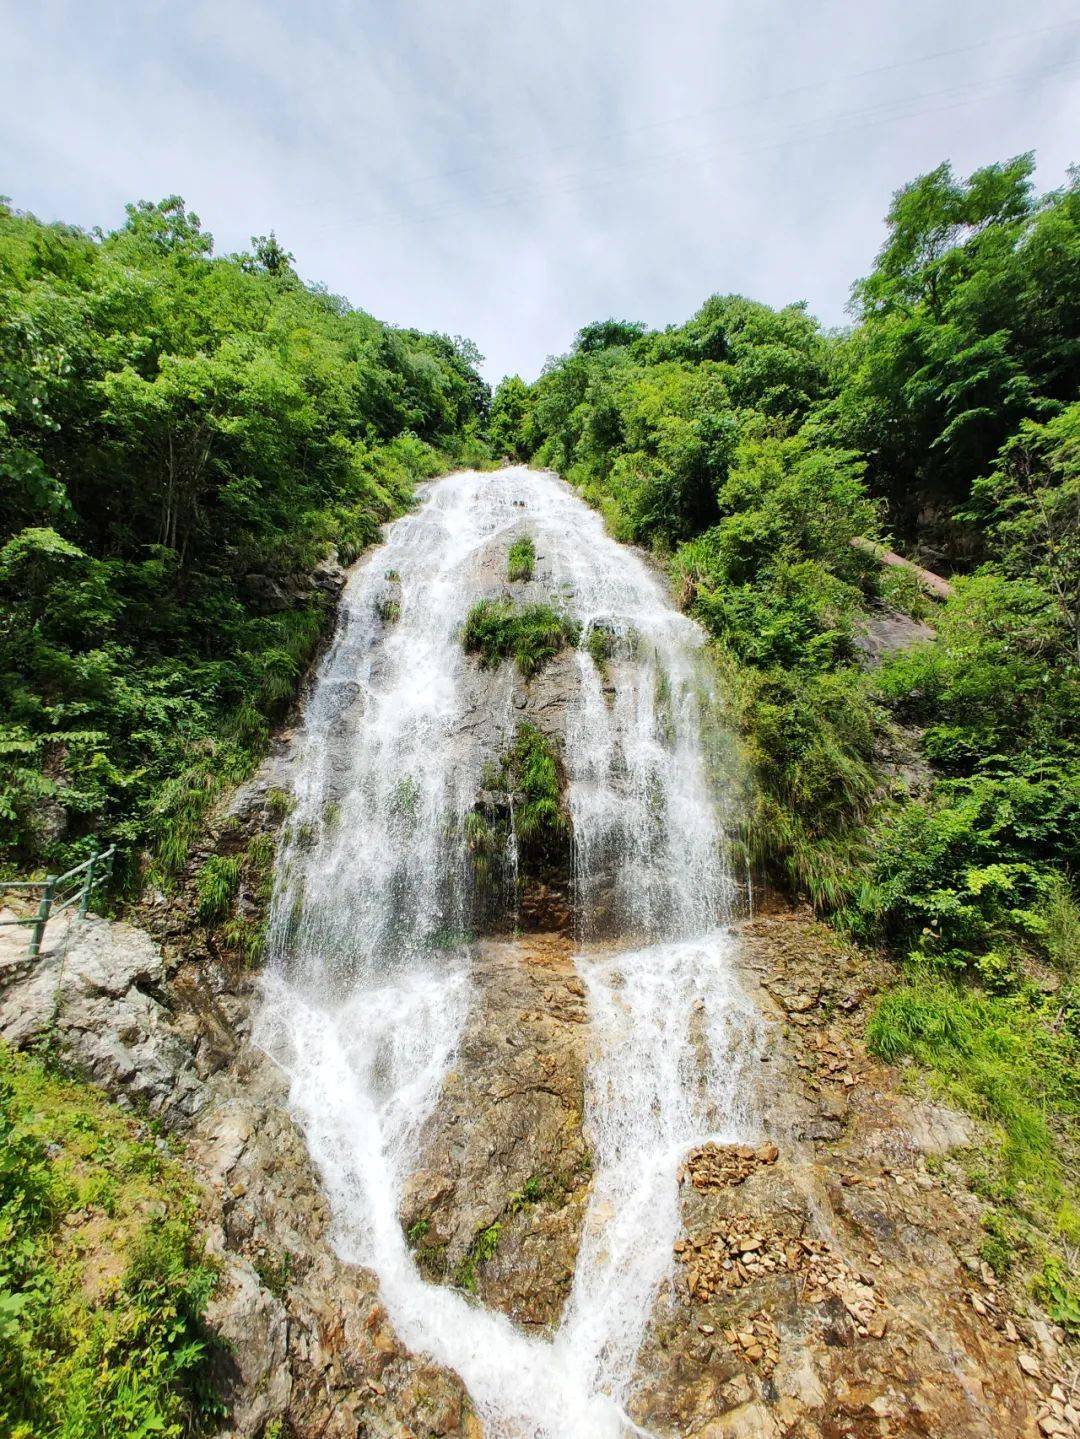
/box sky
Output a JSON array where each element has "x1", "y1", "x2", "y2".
[{"x1": 2, "y1": 0, "x2": 1078, "y2": 383}]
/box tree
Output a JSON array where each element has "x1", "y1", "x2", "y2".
[
  {"x1": 573, "y1": 319, "x2": 647, "y2": 354},
  {"x1": 488, "y1": 376, "x2": 531, "y2": 458},
  {"x1": 248, "y1": 231, "x2": 295, "y2": 277},
  {"x1": 120, "y1": 196, "x2": 213, "y2": 257}
]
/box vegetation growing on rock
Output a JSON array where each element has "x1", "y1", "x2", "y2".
[
  {"x1": 466, "y1": 723, "x2": 571, "y2": 928},
  {"x1": 0, "y1": 1045, "x2": 222, "y2": 1438},
  {"x1": 462, "y1": 598, "x2": 579, "y2": 678},
  {"x1": 507, "y1": 535, "x2": 536, "y2": 582}
]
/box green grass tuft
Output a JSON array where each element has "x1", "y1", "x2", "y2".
[
  {"x1": 195, "y1": 854, "x2": 241, "y2": 922},
  {"x1": 867, "y1": 978, "x2": 1078, "y2": 1242},
  {"x1": 462, "y1": 599, "x2": 579, "y2": 678},
  {"x1": 507, "y1": 535, "x2": 536, "y2": 582}
]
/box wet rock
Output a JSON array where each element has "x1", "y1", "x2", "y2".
[
  {"x1": 629, "y1": 909, "x2": 1060, "y2": 1439},
  {"x1": 400, "y1": 934, "x2": 590, "y2": 1328}
]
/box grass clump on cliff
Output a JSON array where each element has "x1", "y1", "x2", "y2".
[
  {"x1": 867, "y1": 971, "x2": 1080, "y2": 1327},
  {"x1": 195, "y1": 854, "x2": 241, "y2": 922},
  {"x1": 454, "y1": 1223, "x2": 501, "y2": 1293},
  {"x1": 465, "y1": 724, "x2": 569, "y2": 912},
  {"x1": 504, "y1": 723, "x2": 568, "y2": 851},
  {"x1": 462, "y1": 598, "x2": 579, "y2": 678},
  {"x1": 0, "y1": 1044, "x2": 223, "y2": 1438},
  {"x1": 507, "y1": 535, "x2": 536, "y2": 582}
]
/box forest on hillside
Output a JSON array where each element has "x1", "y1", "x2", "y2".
[
  {"x1": 493, "y1": 152, "x2": 1078, "y2": 963},
  {"x1": 0, "y1": 197, "x2": 491, "y2": 887},
  {"x1": 491, "y1": 154, "x2": 1079, "y2": 1281}
]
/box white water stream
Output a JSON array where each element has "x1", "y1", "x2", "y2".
[{"x1": 259, "y1": 467, "x2": 761, "y2": 1438}]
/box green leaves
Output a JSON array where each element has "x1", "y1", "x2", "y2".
[
  {"x1": 0, "y1": 197, "x2": 490, "y2": 876},
  {"x1": 462, "y1": 598, "x2": 579, "y2": 678},
  {"x1": 0, "y1": 1046, "x2": 223, "y2": 1437}
]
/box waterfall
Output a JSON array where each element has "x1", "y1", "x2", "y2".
[{"x1": 258, "y1": 467, "x2": 761, "y2": 1438}]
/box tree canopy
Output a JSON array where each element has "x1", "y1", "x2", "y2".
[{"x1": 0, "y1": 196, "x2": 490, "y2": 880}]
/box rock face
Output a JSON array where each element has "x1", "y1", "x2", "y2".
[
  {"x1": 0, "y1": 909, "x2": 476, "y2": 1438},
  {"x1": 2, "y1": 900, "x2": 1073, "y2": 1437},
  {"x1": 193, "y1": 1065, "x2": 478, "y2": 1439},
  {"x1": 627, "y1": 911, "x2": 1071, "y2": 1439},
  {"x1": 0, "y1": 909, "x2": 203, "y2": 1125},
  {"x1": 400, "y1": 935, "x2": 591, "y2": 1328}
]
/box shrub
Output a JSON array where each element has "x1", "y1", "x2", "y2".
[
  {"x1": 507, "y1": 535, "x2": 535, "y2": 582},
  {"x1": 0, "y1": 1045, "x2": 223, "y2": 1437},
  {"x1": 461, "y1": 599, "x2": 579, "y2": 678}
]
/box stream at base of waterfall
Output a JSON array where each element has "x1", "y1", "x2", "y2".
[{"x1": 256, "y1": 467, "x2": 762, "y2": 1439}]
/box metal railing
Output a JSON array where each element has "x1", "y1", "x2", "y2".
[{"x1": 0, "y1": 847, "x2": 115, "y2": 959}]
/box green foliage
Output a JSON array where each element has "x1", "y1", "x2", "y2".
[
  {"x1": 820, "y1": 156, "x2": 1078, "y2": 548},
  {"x1": 585, "y1": 622, "x2": 614, "y2": 670},
  {"x1": 503, "y1": 723, "x2": 568, "y2": 851},
  {"x1": 195, "y1": 853, "x2": 240, "y2": 922},
  {"x1": 0, "y1": 194, "x2": 489, "y2": 881},
  {"x1": 1035, "y1": 1256, "x2": 1080, "y2": 1336},
  {"x1": 518, "y1": 157, "x2": 1079, "y2": 953},
  {"x1": 852, "y1": 569, "x2": 1078, "y2": 973},
  {"x1": 465, "y1": 723, "x2": 568, "y2": 911},
  {"x1": 405, "y1": 1217, "x2": 429, "y2": 1247},
  {"x1": 488, "y1": 375, "x2": 532, "y2": 459},
  {"x1": 731, "y1": 664, "x2": 878, "y2": 910},
  {"x1": 454, "y1": 1223, "x2": 501, "y2": 1294},
  {"x1": 962, "y1": 402, "x2": 1080, "y2": 658},
  {"x1": 867, "y1": 979, "x2": 1078, "y2": 1240},
  {"x1": 0, "y1": 1044, "x2": 222, "y2": 1438},
  {"x1": 506, "y1": 535, "x2": 535, "y2": 582},
  {"x1": 461, "y1": 598, "x2": 579, "y2": 678}
]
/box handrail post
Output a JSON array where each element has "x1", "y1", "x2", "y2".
[
  {"x1": 29, "y1": 876, "x2": 56, "y2": 960},
  {"x1": 79, "y1": 849, "x2": 98, "y2": 917}
]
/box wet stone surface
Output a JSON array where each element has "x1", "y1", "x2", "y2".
[
  {"x1": 626, "y1": 909, "x2": 1076, "y2": 1439},
  {"x1": 400, "y1": 934, "x2": 592, "y2": 1329}
]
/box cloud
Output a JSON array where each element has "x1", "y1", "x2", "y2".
[{"x1": 2, "y1": 0, "x2": 1077, "y2": 380}]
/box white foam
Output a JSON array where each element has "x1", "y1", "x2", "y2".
[{"x1": 258, "y1": 467, "x2": 760, "y2": 1437}]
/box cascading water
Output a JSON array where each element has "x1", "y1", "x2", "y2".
[{"x1": 258, "y1": 467, "x2": 761, "y2": 1438}]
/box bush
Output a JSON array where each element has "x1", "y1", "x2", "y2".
[
  {"x1": 0, "y1": 1045, "x2": 223, "y2": 1438},
  {"x1": 507, "y1": 535, "x2": 535, "y2": 582},
  {"x1": 462, "y1": 599, "x2": 579, "y2": 678}
]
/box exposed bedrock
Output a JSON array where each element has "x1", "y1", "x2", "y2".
[{"x1": 400, "y1": 934, "x2": 591, "y2": 1329}]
